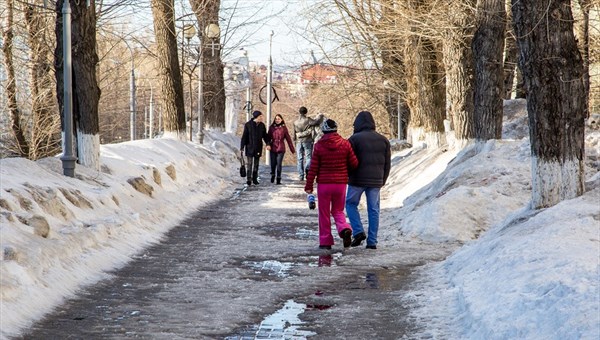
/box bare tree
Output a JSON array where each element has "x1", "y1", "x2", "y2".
[
  {"x1": 577, "y1": 0, "x2": 591, "y2": 118},
  {"x1": 472, "y1": 0, "x2": 506, "y2": 141},
  {"x1": 54, "y1": 0, "x2": 101, "y2": 170},
  {"x1": 512, "y1": 0, "x2": 586, "y2": 208},
  {"x1": 151, "y1": 0, "x2": 186, "y2": 139},
  {"x1": 441, "y1": 0, "x2": 476, "y2": 144},
  {"x1": 377, "y1": 0, "x2": 410, "y2": 140},
  {"x1": 1, "y1": 0, "x2": 30, "y2": 157},
  {"x1": 190, "y1": 0, "x2": 225, "y2": 130},
  {"x1": 502, "y1": 0, "x2": 518, "y2": 100},
  {"x1": 402, "y1": 1, "x2": 446, "y2": 148},
  {"x1": 25, "y1": 3, "x2": 60, "y2": 160}
]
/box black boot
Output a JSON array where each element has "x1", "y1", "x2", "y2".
[
  {"x1": 271, "y1": 175, "x2": 275, "y2": 183},
  {"x1": 351, "y1": 232, "x2": 366, "y2": 247},
  {"x1": 252, "y1": 172, "x2": 259, "y2": 185},
  {"x1": 276, "y1": 177, "x2": 281, "y2": 185}
]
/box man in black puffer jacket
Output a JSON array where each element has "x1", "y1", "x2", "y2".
[{"x1": 345, "y1": 111, "x2": 391, "y2": 249}]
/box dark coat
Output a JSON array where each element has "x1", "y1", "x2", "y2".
[
  {"x1": 304, "y1": 132, "x2": 358, "y2": 193},
  {"x1": 268, "y1": 123, "x2": 295, "y2": 154},
  {"x1": 348, "y1": 111, "x2": 391, "y2": 188},
  {"x1": 241, "y1": 119, "x2": 270, "y2": 157}
]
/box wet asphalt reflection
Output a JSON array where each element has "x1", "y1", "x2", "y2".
[{"x1": 21, "y1": 166, "x2": 453, "y2": 339}]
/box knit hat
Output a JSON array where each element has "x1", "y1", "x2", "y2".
[
  {"x1": 321, "y1": 119, "x2": 337, "y2": 133},
  {"x1": 299, "y1": 106, "x2": 308, "y2": 115},
  {"x1": 252, "y1": 110, "x2": 263, "y2": 119}
]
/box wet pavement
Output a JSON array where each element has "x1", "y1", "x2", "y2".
[{"x1": 20, "y1": 166, "x2": 455, "y2": 339}]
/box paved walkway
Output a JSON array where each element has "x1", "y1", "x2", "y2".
[{"x1": 22, "y1": 166, "x2": 453, "y2": 339}]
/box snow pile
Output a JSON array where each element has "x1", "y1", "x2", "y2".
[
  {"x1": 0, "y1": 132, "x2": 240, "y2": 338},
  {"x1": 1, "y1": 99, "x2": 598, "y2": 339}
]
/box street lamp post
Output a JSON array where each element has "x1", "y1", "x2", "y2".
[
  {"x1": 265, "y1": 30, "x2": 274, "y2": 166},
  {"x1": 183, "y1": 24, "x2": 196, "y2": 141},
  {"x1": 60, "y1": 0, "x2": 77, "y2": 177},
  {"x1": 129, "y1": 47, "x2": 136, "y2": 141},
  {"x1": 149, "y1": 86, "x2": 154, "y2": 138},
  {"x1": 243, "y1": 50, "x2": 252, "y2": 122},
  {"x1": 197, "y1": 23, "x2": 220, "y2": 144}
]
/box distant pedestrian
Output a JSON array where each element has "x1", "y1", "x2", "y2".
[
  {"x1": 293, "y1": 106, "x2": 324, "y2": 181},
  {"x1": 267, "y1": 114, "x2": 296, "y2": 185},
  {"x1": 345, "y1": 111, "x2": 391, "y2": 249},
  {"x1": 241, "y1": 110, "x2": 271, "y2": 186},
  {"x1": 304, "y1": 119, "x2": 358, "y2": 250}
]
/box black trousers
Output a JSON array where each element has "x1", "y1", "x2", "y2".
[
  {"x1": 270, "y1": 152, "x2": 285, "y2": 178},
  {"x1": 246, "y1": 156, "x2": 260, "y2": 181}
]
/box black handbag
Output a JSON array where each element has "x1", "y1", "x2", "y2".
[{"x1": 239, "y1": 152, "x2": 246, "y2": 177}]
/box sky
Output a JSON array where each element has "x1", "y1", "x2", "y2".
[
  {"x1": 111, "y1": 0, "x2": 321, "y2": 67},
  {"x1": 0, "y1": 100, "x2": 599, "y2": 339}
]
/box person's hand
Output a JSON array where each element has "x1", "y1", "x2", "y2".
[
  {"x1": 305, "y1": 189, "x2": 312, "y2": 194},
  {"x1": 266, "y1": 145, "x2": 271, "y2": 151}
]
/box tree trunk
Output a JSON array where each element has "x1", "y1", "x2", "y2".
[
  {"x1": 378, "y1": 0, "x2": 410, "y2": 140},
  {"x1": 577, "y1": 0, "x2": 590, "y2": 118},
  {"x1": 25, "y1": 4, "x2": 60, "y2": 161},
  {"x1": 190, "y1": 0, "x2": 226, "y2": 130},
  {"x1": 514, "y1": 67, "x2": 527, "y2": 98},
  {"x1": 472, "y1": 0, "x2": 506, "y2": 141},
  {"x1": 442, "y1": 1, "x2": 476, "y2": 145},
  {"x1": 502, "y1": 2, "x2": 518, "y2": 100},
  {"x1": 1, "y1": 0, "x2": 30, "y2": 158},
  {"x1": 151, "y1": 0, "x2": 186, "y2": 139},
  {"x1": 404, "y1": 34, "x2": 446, "y2": 148},
  {"x1": 55, "y1": 0, "x2": 101, "y2": 170},
  {"x1": 512, "y1": 0, "x2": 586, "y2": 209}
]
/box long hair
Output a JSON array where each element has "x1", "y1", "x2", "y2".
[{"x1": 271, "y1": 114, "x2": 286, "y2": 127}]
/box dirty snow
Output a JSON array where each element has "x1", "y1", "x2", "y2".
[{"x1": 1, "y1": 100, "x2": 599, "y2": 339}]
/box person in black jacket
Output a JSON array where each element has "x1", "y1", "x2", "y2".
[
  {"x1": 345, "y1": 111, "x2": 391, "y2": 249},
  {"x1": 241, "y1": 111, "x2": 271, "y2": 185}
]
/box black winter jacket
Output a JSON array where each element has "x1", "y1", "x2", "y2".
[
  {"x1": 348, "y1": 111, "x2": 391, "y2": 188},
  {"x1": 241, "y1": 119, "x2": 270, "y2": 157}
]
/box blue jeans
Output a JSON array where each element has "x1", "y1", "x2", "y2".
[
  {"x1": 296, "y1": 141, "x2": 313, "y2": 178},
  {"x1": 345, "y1": 185, "x2": 381, "y2": 246}
]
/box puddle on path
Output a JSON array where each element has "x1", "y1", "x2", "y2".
[
  {"x1": 261, "y1": 226, "x2": 320, "y2": 240},
  {"x1": 306, "y1": 253, "x2": 341, "y2": 267},
  {"x1": 242, "y1": 260, "x2": 296, "y2": 278},
  {"x1": 226, "y1": 300, "x2": 316, "y2": 339}
]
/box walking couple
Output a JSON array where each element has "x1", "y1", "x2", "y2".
[
  {"x1": 304, "y1": 111, "x2": 391, "y2": 250},
  {"x1": 240, "y1": 110, "x2": 296, "y2": 186}
]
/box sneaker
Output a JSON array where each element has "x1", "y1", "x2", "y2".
[
  {"x1": 307, "y1": 194, "x2": 316, "y2": 210},
  {"x1": 319, "y1": 245, "x2": 332, "y2": 250},
  {"x1": 350, "y1": 232, "x2": 366, "y2": 247},
  {"x1": 270, "y1": 175, "x2": 275, "y2": 183},
  {"x1": 341, "y1": 229, "x2": 352, "y2": 248},
  {"x1": 366, "y1": 244, "x2": 377, "y2": 250}
]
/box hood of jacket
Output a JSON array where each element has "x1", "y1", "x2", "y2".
[
  {"x1": 318, "y1": 132, "x2": 345, "y2": 151},
  {"x1": 353, "y1": 111, "x2": 376, "y2": 133}
]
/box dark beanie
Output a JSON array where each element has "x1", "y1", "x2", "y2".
[
  {"x1": 299, "y1": 107, "x2": 308, "y2": 115},
  {"x1": 252, "y1": 110, "x2": 262, "y2": 119},
  {"x1": 321, "y1": 119, "x2": 337, "y2": 133}
]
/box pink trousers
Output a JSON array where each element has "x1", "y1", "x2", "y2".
[{"x1": 317, "y1": 183, "x2": 352, "y2": 246}]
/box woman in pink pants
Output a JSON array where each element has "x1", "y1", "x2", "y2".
[{"x1": 304, "y1": 119, "x2": 358, "y2": 249}]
